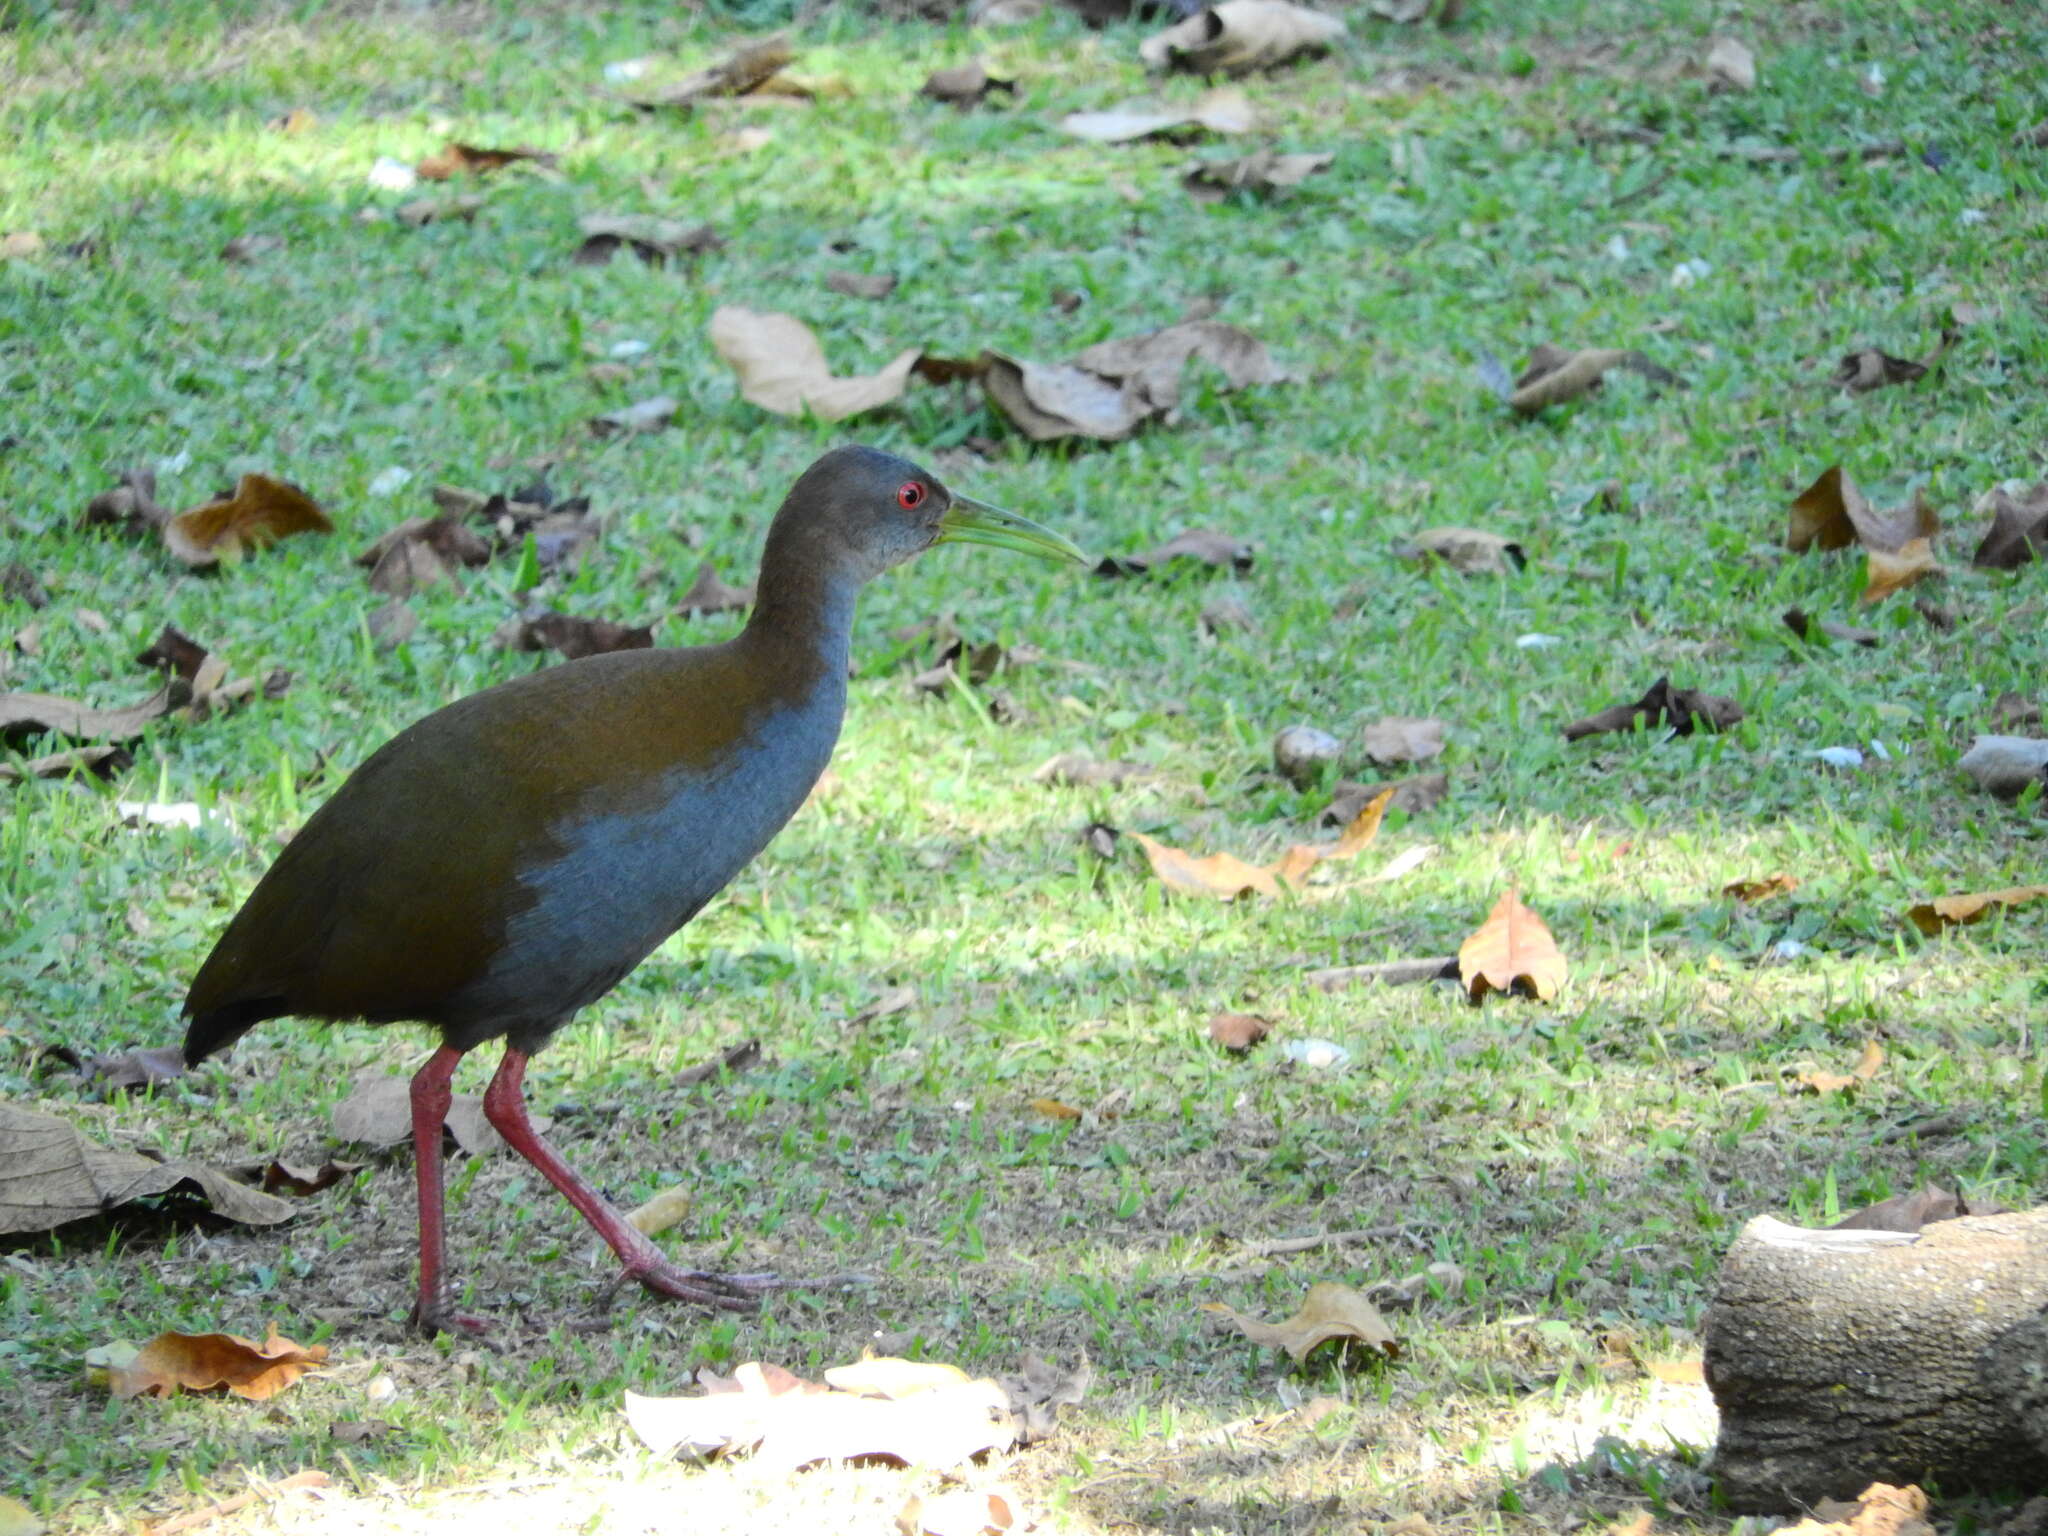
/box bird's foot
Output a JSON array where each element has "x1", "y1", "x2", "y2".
[
  {"x1": 409, "y1": 1299, "x2": 494, "y2": 1337},
  {"x1": 605, "y1": 1260, "x2": 787, "y2": 1312}
]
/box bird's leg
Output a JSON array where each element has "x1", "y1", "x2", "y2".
[
  {"x1": 481, "y1": 1045, "x2": 781, "y2": 1311},
  {"x1": 408, "y1": 1044, "x2": 490, "y2": 1336}
]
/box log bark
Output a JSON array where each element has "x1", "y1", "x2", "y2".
[{"x1": 1702, "y1": 1208, "x2": 2048, "y2": 1512}]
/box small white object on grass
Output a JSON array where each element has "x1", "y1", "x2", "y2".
[
  {"x1": 367, "y1": 466, "x2": 412, "y2": 496},
  {"x1": 367, "y1": 157, "x2": 418, "y2": 191},
  {"x1": 117, "y1": 801, "x2": 215, "y2": 830},
  {"x1": 1605, "y1": 234, "x2": 1630, "y2": 262},
  {"x1": 603, "y1": 58, "x2": 651, "y2": 83},
  {"x1": 158, "y1": 450, "x2": 191, "y2": 475},
  {"x1": 1670, "y1": 258, "x2": 1713, "y2": 289},
  {"x1": 1282, "y1": 1039, "x2": 1350, "y2": 1070},
  {"x1": 1515, "y1": 633, "x2": 1563, "y2": 650},
  {"x1": 608, "y1": 339, "x2": 652, "y2": 360},
  {"x1": 1772, "y1": 939, "x2": 1810, "y2": 961},
  {"x1": 1810, "y1": 746, "x2": 1864, "y2": 770}
]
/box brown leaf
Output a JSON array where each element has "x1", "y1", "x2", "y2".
[
  {"x1": 1723, "y1": 873, "x2": 1798, "y2": 903},
  {"x1": 330, "y1": 1073, "x2": 540, "y2": 1156},
  {"x1": 1971, "y1": 482, "x2": 2048, "y2": 570},
  {"x1": 824, "y1": 1357, "x2": 972, "y2": 1398},
  {"x1": 998, "y1": 1353, "x2": 1091, "y2": 1443},
  {"x1": 494, "y1": 608, "x2": 654, "y2": 661},
  {"x1": 367, "y1": 598, "x2": 417, "y2": 650},
  {"x1": 356, "y1": 516, "x2": 492, "y2": 597},
  {"x1": 83, "y1": 1045, "x2": 188, "y2": 1093},
  {"x1": 1862, "y1": 536, "x2": 1939, "y2": 604},
  {"x1": 574, "y1": 215, "x2": 722, "y2": 266},
  {"x1": 164, "y1": 474, "x2": 332, "y2": 566},
  {"x1": 624, "y1": 1185, "x2": 694, "y2": 1238},
  {"x1": 675, "y1": 1038, "x2": 763, "y2": 1085},
  {"x1": 1562, "y1": 676, "x2": 1742, "y2": 741},
  {"x1": 414, "y1": 141, "x2": 556, "y2": 180},
  {"x1": 259, "y1": 1159, "x2": 362, "y2": 1197},
  {"x1": 921, "y1": 61, "x2": 1016, "y2": 108},
  {"x1": 135, "y1": 624, "x2": 212, "y2": 682},
  {"x1": 109, "y1": 1324, "x2": 327, "y2": 1402},
  {"x1": 1208, "y1": 1012, "x2": 1271, "y2": 1051},
  {"x1": 1793, "y1": 1039, "x2": 1884, "y2": 1095},
  {"x1": 1074, "y1": 320, "x2": 1281, "y2": 416},
  {"x1": 710, "y1": 307, "x2": 922, "y2": 421},
  {"x1": 1361, "y1": 715, "x2": 1445, "y2": 764},
  {"x1": 1140, "y1": 1, "x2": 1347, "y2": 76},
  {"x1": 1786, "y1": 466, "x2": 1939, "y2": 554},
  {"x1": 824, "y1": 269, "x2": 898, "y2": 300},
  {"x1": 1990, "y1": 691, "x2": 2042, "y2": 730},
  {"x1": 1031, "y1": 753, "x2": 1161, "y2": 788},
  {"x1": 899, "y1": 1489, "x2": 1019, "y2": 1536},
  {"x1": 1204, "y1": 1281, "x2": 1400, "y2": 1363},
  {"x1": 1830, "y1": 1189, "x2": 1989, "y2": 1234},
  {"x1": 2, "y1": 561, "x2": 49, "y2": 609},
  {"x1": 82, "y1": 467, "x2": 167, "y2": 535},
  {"x1": 1831, "y1": 349, "x2": 1923, "y2": 394},
  {"x1": 1767, "y1": 1483, "x2": 1933, "y2": 1536},
  {"x1": 1131, "y1": 788, "x2": 1391, "y2": 900},
  {"x1": 1781, "y1": 608, "x2": 1878, "y2": 646},
  {"x1": 1396, "y1": 526, "x2": 1524, "y2": 573},
  {"x1": 1509, "y1": 346, "x2": 1680, "y2": 413},
  {"x1": 1184, "y1": 149, "x2": 1333, "y2": 201},
  {"x1": 1321, "y1": 771, "x2": 1446, "y2": 824},
  {"x1": 0, "y1": 1101, "x2": 293, "y2": 1235},
  {"x1": 394, "y1": 195, "x2": 486, "y2": 227},
  {"x1": 0, "y1": 744, "x2": 133, "y2": 783},
  {"x1": 984, "y1": 354, "x2": 1148, "y2": 441},
  {"x1": 0, "y1": 680, "x2": 189, "y2": 745},
  {"x1": 590, "y1": 395, "x2": 679, "y2": 435},
  {"x1": 1096, "y1": 527, "x2": 1253, "y2": 577},
  {"x1": 1058, "y1": 87, "x2": 1256, "y2": 143},
  {"x1": 1458, "y1": 889, "x2": 1567, "y2": 1002},
  {"x1": 1028, "y1": 1097, "x2": 1084, "y2": 1120},
  {"x1": 675, "y1": 560, "x2": 754, "y2": 617},
  {"x1": 625, "y1": 35, "x2": 796, "y2": 108},
  {"x1": 1907, "y1": 885, "x2": 2048, "y2": 936},
  {"x1": 1705, "y1": 36, "x2": 1757, "y2": 90}
]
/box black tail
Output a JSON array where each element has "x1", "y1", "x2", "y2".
[{"x1": 182, "y1": 997, "x2": 287, "y2": 1067}]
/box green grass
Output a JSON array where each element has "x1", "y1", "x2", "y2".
[{"x1": 3, "y1": 0, "x2": 2046, "y2": 1531}]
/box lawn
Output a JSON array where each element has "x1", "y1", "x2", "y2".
[{"x1": 3, "y1": 0, "x2": 2045, "y2": 1531}]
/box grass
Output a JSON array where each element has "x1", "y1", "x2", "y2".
[{"x1": 3, "y1": 0, "x2": 2046, "y2": 1530}]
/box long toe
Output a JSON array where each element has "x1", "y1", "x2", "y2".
[
  {"x1": 621, "y1": 1261, "x2": 786, "y2": 1310},
  {"x1": 410, "y1": 1302, "x2": 494, "y2": 1337}
]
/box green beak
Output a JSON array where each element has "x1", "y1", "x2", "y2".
[{"x1": 936, "y1": 493, "x2": 1088, "y2": 565}]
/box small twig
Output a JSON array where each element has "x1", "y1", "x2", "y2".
[
  {"x1": 1611, "y1": 164, "x2": 1674, "y2": 208},
  {"x1": 1243, "y1": 1224, "x2": 1411, "y2": 1258},
  {"x1": 675, "y1": 1038, "x2": 761, "y2": 1086},
  {"x1": 1723, "y1": 139, "x2": 1907, "y2": 166},
  {"x1": 144, "y1": 1470, "x2": 329, "y2": 1536},
  {"x1": 1877, "y1": 1110, "x2": 1968, "y2": 1144},
  {"x1": 1304, "y1": 956, "x2": 1457, "y2": 993}
]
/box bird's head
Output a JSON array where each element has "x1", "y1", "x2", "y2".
[{"x1": 777, "y1": 445, "x2": 1086, "y2": 583}]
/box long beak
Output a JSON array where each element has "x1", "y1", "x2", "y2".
[{"x1": 936, "y1": 493, "x2": 1087, "y2": 565}]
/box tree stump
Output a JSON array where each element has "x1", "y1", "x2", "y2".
[{"x1": 1702, "y1": 1209, "x2": 2048, "y2": 1512}]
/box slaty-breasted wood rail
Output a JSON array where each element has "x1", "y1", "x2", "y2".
[{"x1": 181, "y1": 445, "x2": 1084, "y2": 1333}]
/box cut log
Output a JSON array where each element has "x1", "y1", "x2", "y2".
[{"x1": 1702, "y1": 1208, "x2": 2048, "y2": 1512}]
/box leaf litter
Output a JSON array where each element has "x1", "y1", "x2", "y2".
[
  {"x1": 1907, "y1": 885, "x2": 2048, "y2": 935},
  {"x1": 1057, "y1": 87, "x2": 1256, "y2": 144},
  {"x1": 1184, "y1": 149, "x2": 1333, "y2": 201},
  {"x1": 1784, "y1": 465, "x2": 1943, "y2": 603},
  {"x1": 1501, "y1": 344, "x2": 1683, "y2": 414},
  {"x1": 1970, "y1": 481, "x2": 2048, "y2": 570},
  {"x1": 1139, "y1": 2, "x2": 1347, "y2": 76},
  {"x1": 1205, "y1": 1282, "x2": 1400, "y2": 1363},
  {"x1": 1457, "y1": 889, "x2": 1567, "y2": 1002},
  {"x1": 1130, "y1": 786, "x2": 1393, "y2": 900},
  {"x1": 1792, "y1": 1039, "x2": 1884, "y2": 1095},
  {"x1": 1562, "y1": 676, "x2": 1742, "y2": 741},
  {"x1": 104, "y1": 1324, "x2": 327, "y2": 1402},
  {"x1": 163, "y1": 474, "x2": 333, "y2": 567}
]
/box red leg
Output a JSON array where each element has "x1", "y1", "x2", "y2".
[
  {"x1": 481, "y1": 1045, "x2": 779, "y2": 1311},
  {"x1": 408, "y1": 1045, "x2": 488, "y2": 1335}
]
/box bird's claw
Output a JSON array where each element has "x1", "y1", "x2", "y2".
[
  {"x1": 606, "y1": 1262, "x2": 786, "y2": 1312},
  {"x1": 410, "y1": 1300, "x2": 494, "y2": 1337}
]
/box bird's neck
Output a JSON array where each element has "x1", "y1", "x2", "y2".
[{"x1": 743, "y1": 539, "x2": 861, "y2": 677}]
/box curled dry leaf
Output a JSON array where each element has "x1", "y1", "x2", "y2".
[
  {"x1": 357, "y1": 516, "x2": 491, "y2": 597},
  {"x1": 164, "y1": 474, "x2": 333, "y2": 567},
  {"x1": 109, "y1": 1324, "x2": 327, "y2": 1402},
  {"x1": 1830, "y1": 1188, "x2": 1994, "y2": 1234},
  {"x1": 1705, "y1": 36, "x2": 1757, "y2": 90},
  {"x1": 825, "y1": 270, "x2": 898, "y2": 300},
  {"x1": 1096, "y1": 526, "x2": 1254, "y2": 577},
  {"x1": 1362, "y1": 715, "x2": 1446, "y2": 765},
  {"x1": 1782, "y1": 608, "x2": 1879, "y2": 647},
  {"x1": 1724, "y1": 873, "x2": 1798, "y2": 903},
  {"x1": 494, "y1": 607, "x2": 654, "y2": 660},
  {"x1": 1032, "y1": 752, "x2": 1160, "y2": 788},
  {"x1": 330, "y1": 1072, "x2": 544, "y2": 1156},
  {"x1": 921, "y1": 61, "x2": 1016, "y2": 107},
  {"x1": 1458, "y1": 889, "x2": 1567, "y2": 1002},
  {"x1": 1562, "y1": 676, "x2": 1741, "y2": 741},
  {"x1": 82, "y1": 1045, "x2": 188, "y2": 1093},
  {"x1": 1131, "y1": 786, "x2": 1392, "y2": 900},
  {"x1": 1785, "y1": 466, "x2": 1940, "y2": 554},
  {"x1": 0, "y1": 744, "x2": 133, "y2": 783},
  {"x1": 1792, "y1": 1039, "x2": 1884, "y2": 1095},
  {"x1": 1208, "y1": 1012, "x2": 1271, "y2": 1051},
  {"x1": 574, "y1": 215, "x2": 722, "y2": 267},
  {"x1": 1971, "y1": 482, "x2": 2048, "y2": 570},
  {"x1": 0, "y1": 1101, "x2": 292, "y2": 1235},
  {"x1": 1184, "y1": 149, "x2": 1333, "y2": 201},
  {"x1": 898, "y1": 1489, "x2": 1019, "y2": 1536},
  {"x1": 394, "y1": 195, "x2": 485, "y2": 227},
  {"x1": 415, "y1": 141, "x2": 556, "y2": 180},
  {"x1": 1861, "y1": 537, "x2": 1939, "y2": 604},
  {"x1": 1830, "y1": 332, "x2": 1953, "y2": 394},
  {"x1": 1028, "y1": 1097, "x2": 1083, "y2": 1120},
  {"x1": 1322, "y1": 771, "x2": 1446, "y2": 825},
  {"x1": 1140, "y1": 1, "x2": 1346, "y2": 76},
  {"x1": 591, "y1": 395, "x2": 679, "y2": 435},
  {"x1": 1058, "y1": 87, "x2": 1255, "y2": 144},
  {"x1": 82, "y1": 467, "x2": 168, "y2": 536},
  {"x1": 1957, "y1": 734, "x2": 2048, "y2": 797},
  {"x1": 134, "y1": 623, "x2": 211, "y2": 682},
  {"x1": 1907, "y1": 885, "x2": 2048, "y2": 936},
  {"x1": 0, "y1": 679, "x2": 189, "y2": 745},
  {"x1": 1395, "y1": 526, "x2": 1524, "y2": 573},
  {"x1": 1768, "y1": 1481, "x2": 1936, "y2": 1536},
  {"x1": 710, "y1": 307, "x2": 923, "y2": 422},
  {"x1": 984, "y1": 318, "x2": 1277, "y2": 443},
  {"x1": 259, "y1": 1159, "x2": 362, "y2": 1197},
  {"x1": 1509, "y1": 345, "x2": 1683, "y2": 414},
  {"x1": 675, "y1": 560, "x2": 754, "y2": 617},
  {"x1": 625, "y1": 1185, "x2": 694, "y2": 1237},
  {"x1": 625, "y1": 34, "x2": 796, "y2": 109},
  {"x1": 1204, "y1": 1281, "x2": 1399, "y2": 1363}
]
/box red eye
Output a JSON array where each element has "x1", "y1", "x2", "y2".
[{"x1": 897, "y1": 481, "x2": 926, "y2": 510}]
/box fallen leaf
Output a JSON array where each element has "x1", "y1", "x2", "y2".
[
  {"x1": 1785, "y1": 466, "x2": 1939, "y2": 554},
  {"x1": 1321, "y1": 772, "x2": 1447, "y2": 824},
  {"x1": 1, "y1": 232, "x2": 46, "y2": 260},
  {"x1": 330, "y1": 1419, "x2": 393, "y2": 1445},
  {"x1": 921, "y1": 61, "x2": 1016, "y2": 108},
  {"x1": 164, "y1": 474, "x2": 332, "y2": 567},
  {"x1": 367, "y1": 598, "x2": 417, "y2": 650},
  {"x1": 1208, "y1": 1012, "x2": 1271, "y2": 1051},
  {"x1": 625, "y1": 1185, "x2": 694, "y2": 1237},
  {"x1": 1643, "y1": 1357, "x2": 1706, "y2": 1386},
  {"x1": 1705, "y1": 36, "x2": 1756, "y2": 90},
  {"x1": 591, "y1": 395, "x2": 680, "y2": 435},
  {"x1": 825, "y1": 1357, "x2": 972, "y2": 1398},
  {"x1": 1395, "y1": 526, "x2": 1524, "y2": 573},
  {"x1": 1509, "y1": 345, "x2": 1682, "y2": 413},
  {"x1": 1458, "y1": 889, "x2": 1567, "y2": 1002},
  {"x1": 899, "y1": 1489, "x2": 1018, "y2": 1536},
  {"x1": 329, "y1": 1072, "x2": 543, "y2": 1156},
  {"x1": 134, "y1": 623, "x2": 212, "y2": 682},
  {"x1": 1562, "y1": 676, "x2": 1741, "y2": 740},
  {"x1": 1031, "y1": 752, "x2": 1161, "y2": 788},
  {"x1": 574, "y1": 214, "x2": 722, "y2": 267},
  {"x1": 0, "y1": 1494, "x2": 44, "y2": 1536},
  {"x1": 1096, "y1": 527, "x2": 1254, "y2": 576},
  {"x1": 3, "y1": 561, "x2": 49, "y2": 608},
  {"x1": 825, "y1": 269, "x2": 898, "y2": 300},
  {"x1": 1830, "y1": 1189, "x2": 1990, "y2": 1234},
  {"x1": 1971, "y1": 482, "x2": 2048, "y2": 570},
  {"x1": 82, "y1": 467, "x2": 168, "y2": 535},
  {"x1": 357, "y1": 516, "x2": 491, "y2": 594},
  {"x1": 1073, "y1": 320, "x2": 1281, "y2": 416},
  {"x1": 1140, "y1": 1, "x2": 1347, "y2": 76},
  {"x1": 1769, "y1": 1483, "x2": 1933, "y2": 1536},
  {"x1": 1830, "y1": 332, "x2": 1953, "y2": 394},
  {"x1": 0, "y1": 1102, "x2": 292, "y2": 1234},
  {"x1": 911, "y1": 636, "x2": 1017, "y2": 695},
  {"x1": 394, "y1": 195, "x2": 486, "y2": 227},
  {"x1": 1781, "y1": 608, "x2": 1878, "y2": 646},
  {"x1": 1204, "y1": 1281, "x2": 1400, "y2": 1363},
  {"x1": 1723, "y1": 873, "x2": 1798, "y2": 903},
  {"x1": 675, "y1": 560, "x2": 754, "y2": 617},
  {"x1": 494, "y1": 607, "x2": 654, "y2": 661},
  {"x1": 259, "y1": 1159, "x2": 362, "y2": 1197},
  {"x1": 0, "y1": 680, "x2": 189, "y2": 745},
  {"x1": 0, "y1": 744, "x2": 133, "y2": 784},
  {"x1": 985, "y1": 354, "x2": 1147, "y2": 440},
  {"x1": 109, "y1": 1324, "x2": 327, "y2": 1402},
  {"x1": 1361, "y1": 715, "x2": 1445, "y2": 765},
  {"x1": 1907, "y1": 885, "x2": 2048, "y2": 936},
  {"x1": 82, "y1": 1045, "x2": 188, "y2": 1093},
  {"x1": 1057, "y1": 87, "x2": 1255, "y2": 143},
  {"x1": 999, "y1": 1352, "x2": 1090, "y2": 1441},
  {"x1": 1184, "y1": 149, "x2": 1333, "y2": 201},
  {"x1": 1958, "y1": 734, "x2": 2048, "y2": 796},
  {"x1": 1793, "y1": 1039, "x2": 1884, "y2": 1094},
  {"x1": 220, "y1": 233, "x2": 284, "y2": 263},
  {"x1": 710, "y1": 307, "x2": 923, "y2": 421},
  {"x1": 1990, "y1": 692, "x2": 2042, "y2": 730},
  {"x1": 1862, "y1": 536, "x2": 1939, "y2": 604},
  {"x1": 1028, "y1": 1097, "x2": 1083, "y2": 1120},
  {"x1": 415, "y1": 141, "x2": 556, "y2": 180},
  {"x1": 1132, "y1": 787, "x2": 1391, "y2": 899},
  {"x1": 1199, "y1": 593, "x2": 1255, "y2": 633},
  {"x1": 625, "y1": 34, "x2": 796, "y2": 108},
  {"x1": 1272, "y1": 724, "x2": 1341, "y2": 786}
]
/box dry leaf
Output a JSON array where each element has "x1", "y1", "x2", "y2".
[
  {"x1": 493, "y1": 607, "x2": 654, "y2": 660},
  {"x1": 1907, "y1": 885, "x2": 2048, "y2": 936},
  {"x1": 1782, "y1": 608, "x2": 1879, "y2": 646},
  {"x1": 1509, "y1": 345, "x2": 1681, "y2": 413},
  {"x1": 824, "y1": 1357, "x2": 972, "y2": 1398},
  {"x1": 82, "y1": 467, "x2": 167, "y2": 536},
  {"x1": 3, "y1": 561, "x2": 49, "y2": 608},
  {"x1": 1096, "y1": 527, "x2": 1254, "y2": 576},
  {"x1": 1131, "y1": 788, "x2": 1391, "y2": 900},
  {"x1": 1862, "y1": 537, "x2": 1938, "y2": 604},
  {"x1": 357, "y1": 516, "x2": 491, "y2": 597},
  {"x1": 0, "y1": 744, "x2": 133, "y2": 783},
  {"x1": 1204, "y1": 1281, "x2": 1399, "y2": 1362},
  {"x1": 675, "y1": 1038, "x2": 763, "y2": 1085},
  {"x1": 134, "y1": 624, "x2": 212, "y2": 682},
  {"x1": 710, "y1": 307, "x2": 923, "y2": 422},
  {"x1": 394, "y1": 195, "x2": 485, "y2": 227},
  {"x1": 1793, "y1": 1039, "x2": 1884, "y2": 1094},
  {"x1": 82, "y1": 1045, "x2": 188, "y2": 1093},
  {"x1": 1642, "y1": 1357, "x2": 1706, "y2": 1386},
  {"x1": 1140, "y1": 1, "x2": 1346, "y2": 76},
  {"x1": 1785, "y1": 466, "x2": 1939, "y2": 554},
  {"x1": 1562, "y1": 676, "x2": 1742, "y2": 741},
  {"x1": 367, "y1": 598, "x2": 417, "y2": 650},
  {"x1": 625, "y1": 35, "x2": 796, "y2": 108},
  {"x1": 1322, "y1": 771, "x2": 1446, "y2": 824},
  {"x1": 1028, "y1": 1097, "x2": 1084, "y2": 1120},
  {"x1": 591, "y1": 394, "x2": 679, "y2": 435},
  {"x1": 1830, "y1": 1188, "x2": 1990, "y2": 1233},
  {"x1": 574, "y1": 215, "x2": 722, "y2": 266},
  {"x1": 1057, "y1": 87, "x2": 1255, "y2": 143},
  {"x1": 164, "y1": 474, "x2": 333, "y2": 566},
  {"x1": 921, "y1": 61, "x2": 1016, "y2": 108},
  {"x1": 109, "y1": 1324, "x2": 327, "y2": 1402},
  {"x1": 625, "y1": 1185, "x2": 694, "y2": 1237},
  {"x1": 1830, "y1": 333, "x2": 1952, "y2": 394},
  {"x1": 1361, "y1": 715, "x2": 1445, "y2": 765},
  {"x1": 1989, "y1": 692, "x2": 2042, "y2": 730},
  {"x1": 0, "y1": 1102, "x2": 292, "y2": 1235},
  {"x1": 1458, "y1": 889, "x2": 1567, "y2": 1002},
  {"x1": 1971, "y1": 482, "x2": 2048, "y2": 570},
  {"x1": 220, "y1": 233, "x2": 284, "y2": 263},
  {"x1": 329, "y1": 1072, "x2": 543, "y2": 1155},
  {"x1": 415, "y1": 141, "x2": 556, "y2": 180},
  {"x1": 1396, "y1": 526, "x2": 1524, "y2": 573},
  {"x1": 1272, "y1": 724, "x2": 1341, "y2": 786},
  {"x1": 1075, "y1": 320, "x2": 1280, "y2": 415},
  {"x1": 984, "y1": 354, "x2": 1146, "y2": 441},
  {"x1": 1705, "y1": 36, "x2": 1757, "y2": 90},
  {"x1": 0, "y1": 680, "x2": 189, "y2": 745},
  {"x1": 259, "y1": 1159, "x2": 362, "y2": 1197},
  {"x1": 675, "y1": 560, "x2": 754, "y2": 617},
  {"x1": 1723, "y1": 873, "x2": 1798, "y2": 903},
  {"x1": 899, "y1": 1489, "x2": 1019, "y2": 1536},
  {"x1": 1769, "y1": 1482, "x2": 1933, "y2": 1536},
  {"x1": 1031, "y1": 753, "x2": 1161, "y2": 788},
  {"x1": 825, "y1": 270, "x2": 898, "y2": 300},
  {"x1": 999, "y1": 1353, "x2": 1091, "y2": 1442},
  {"x1": 1208, "y1": 1012, "x2": 1271, "y2": 1051},
  {"x1": 1184, "y1": 149, "x2": 1333, "y2": 201}
]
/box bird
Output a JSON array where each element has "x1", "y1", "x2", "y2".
[{"x1": 181, "y1": 444, "x2": 1084, "y2": 1333}]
